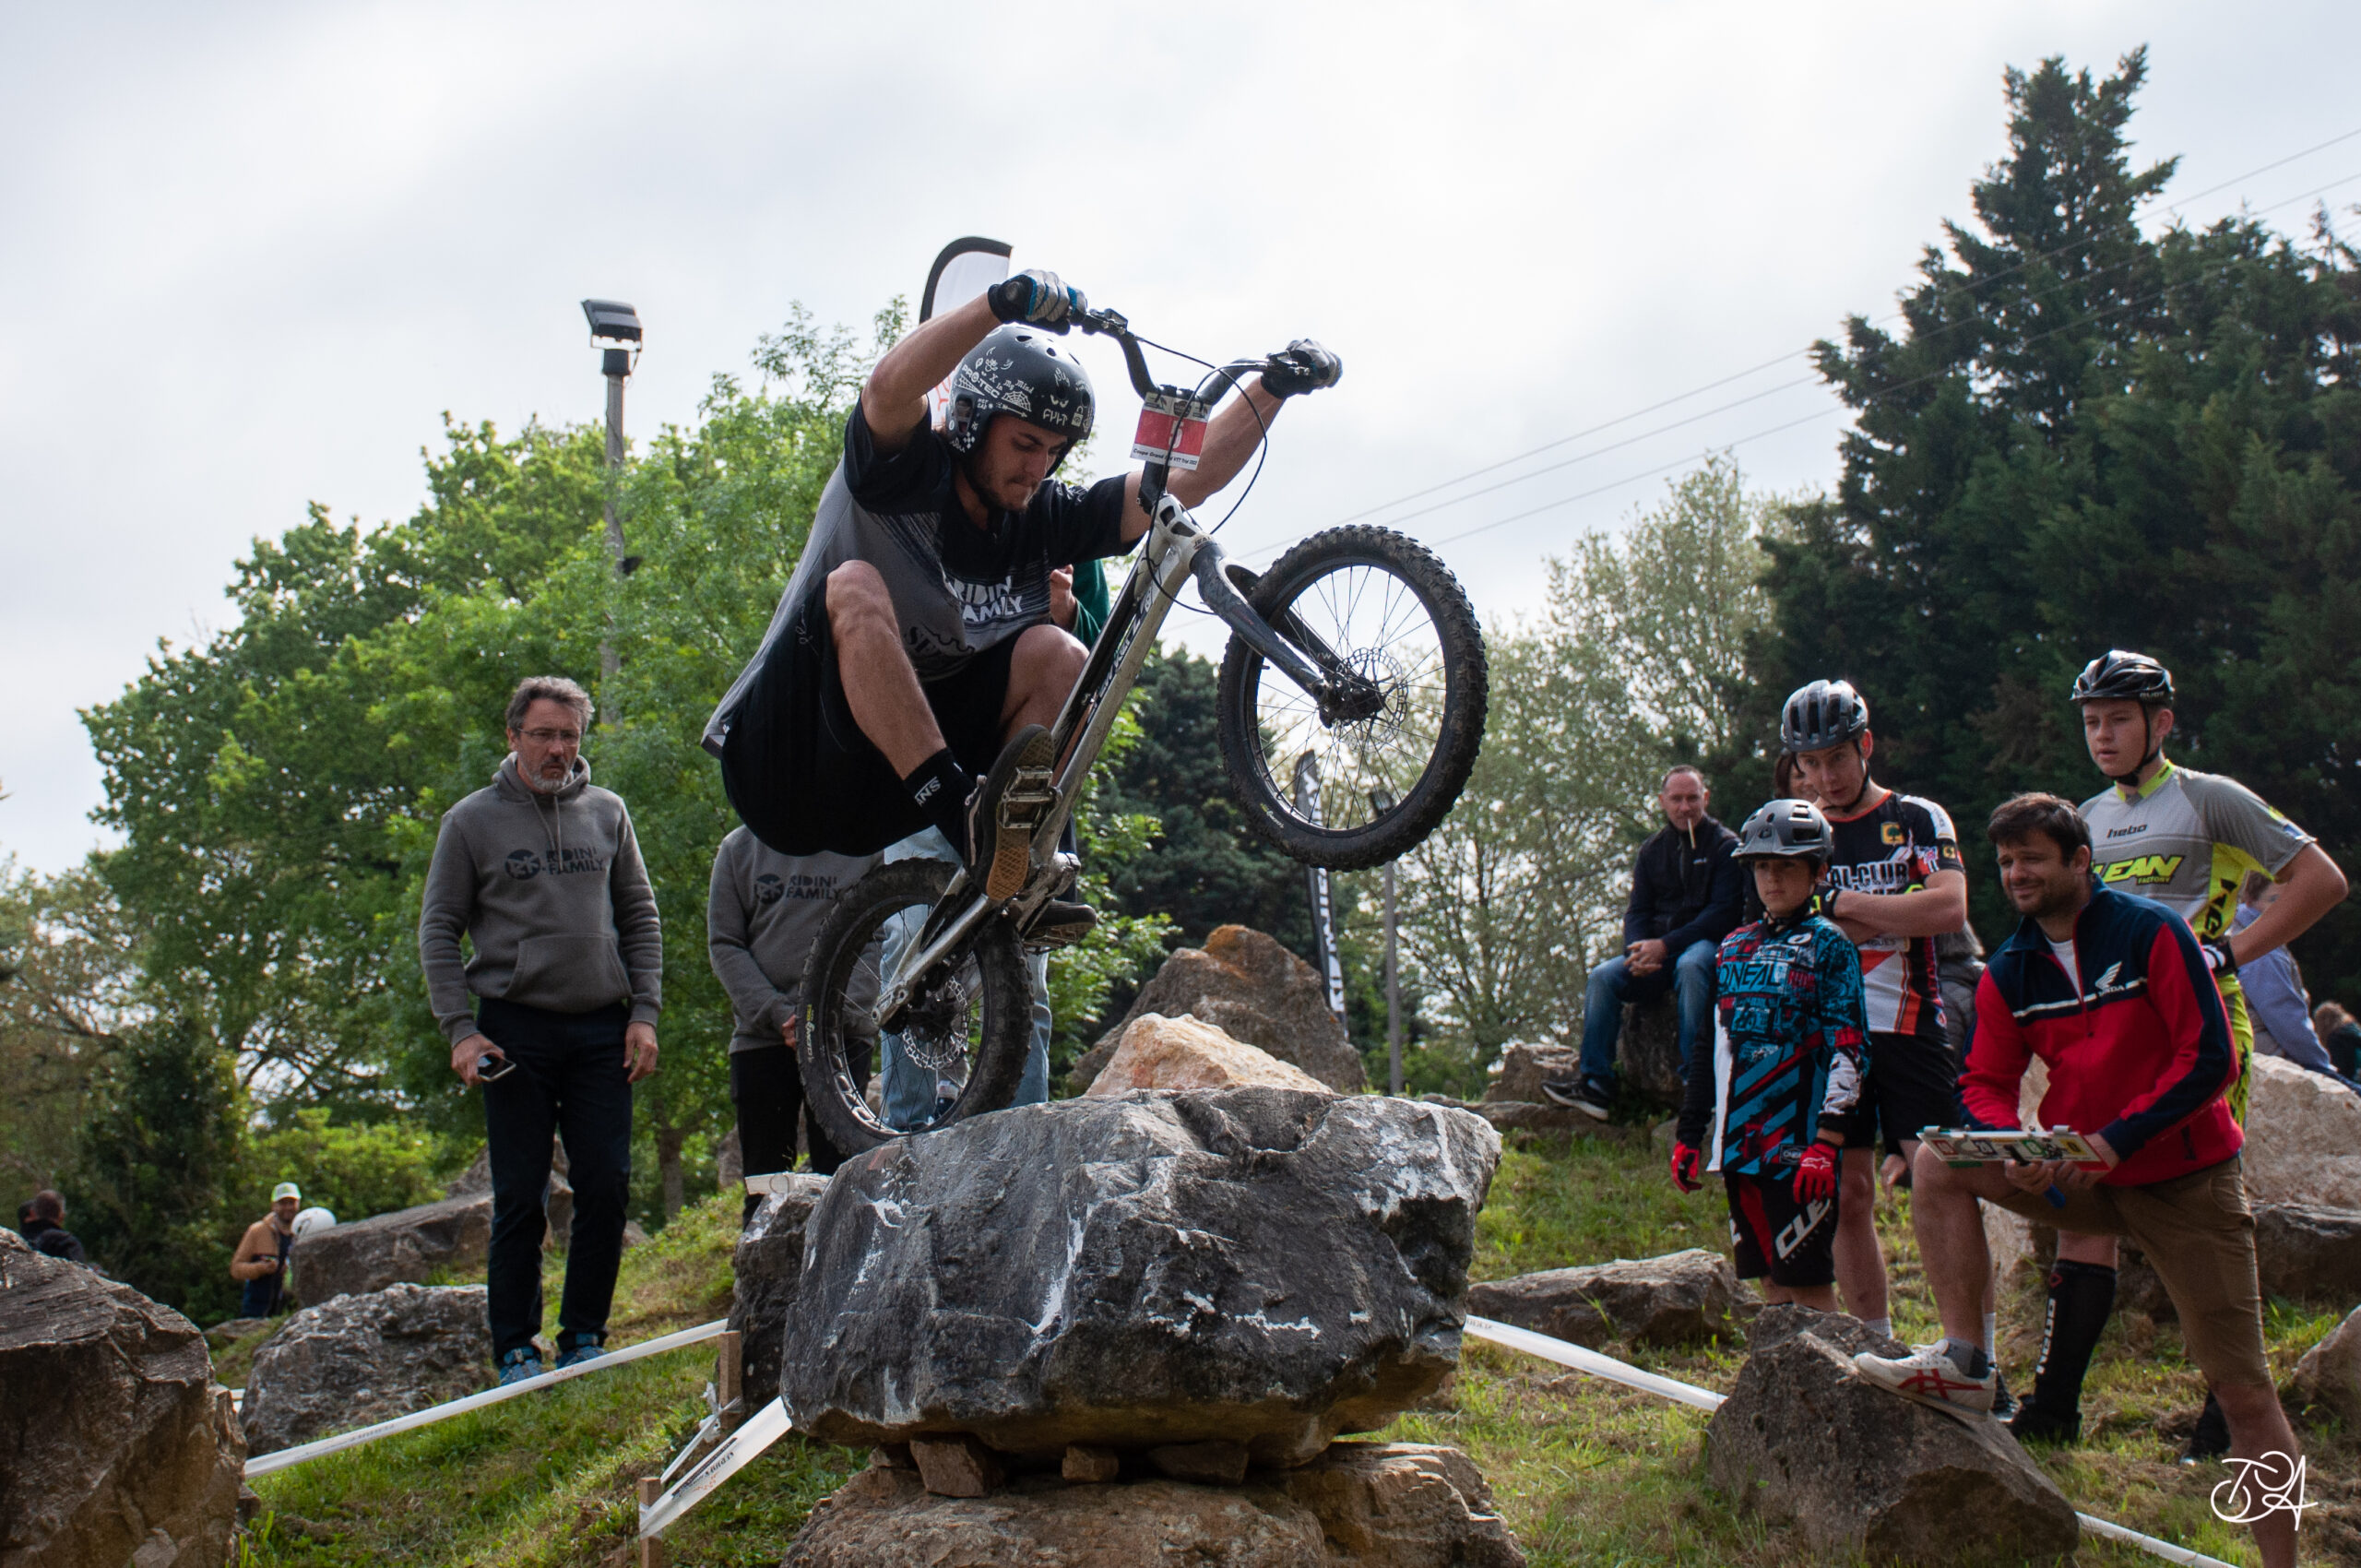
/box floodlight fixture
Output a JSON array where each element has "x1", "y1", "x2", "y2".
[{"x1": 581, "y1": 298, "x2": 643, "y2": 378}]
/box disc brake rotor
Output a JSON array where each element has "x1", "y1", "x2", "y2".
[{"x1": 895, "y1": 957, "x2": 981, "y2": 1075}]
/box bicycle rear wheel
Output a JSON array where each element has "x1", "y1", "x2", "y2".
[
  {"x1": 797, "y1": 859, "x2": 1033, "y2": 1159},
  {"x1": 1216, "y1": 525, "x2": 1487, "y2": 869}
]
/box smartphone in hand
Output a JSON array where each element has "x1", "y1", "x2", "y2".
[{"x1": 478, "y1": 1052, "x2": 517, "y2": 1084}]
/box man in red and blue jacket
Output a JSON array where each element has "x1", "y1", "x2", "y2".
[{"x1": 1853, "y1": 792, "x2": 2303, "y2": 1568}]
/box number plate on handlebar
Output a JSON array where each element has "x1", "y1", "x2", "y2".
[{"x1": 1132, "y1": 390, "x2": 1213, "y2": 471}]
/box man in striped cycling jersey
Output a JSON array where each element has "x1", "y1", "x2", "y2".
[{"x1": 2011, "y1": 650, "x2": 2348, "y2": 1454}]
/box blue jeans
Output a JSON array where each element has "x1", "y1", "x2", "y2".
[
  {"x1": 877, "y1": 829, "x2": 1051, "y2": 1132},
  {"x1": 1577, "y1": 938, "x2": 1717, "y2": 1088}
]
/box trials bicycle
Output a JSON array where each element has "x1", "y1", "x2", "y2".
[{"x1": 797, "y1": 303, "x2": 1489, "y2": 1156}]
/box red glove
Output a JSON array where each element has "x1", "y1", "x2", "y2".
[
  {"x1": 1792, "y1": 1141, "x2": 1838, "y2": 1202},
  {"x1": 1669, "y1": 1142, "x2": 1703, "y2": 1194}
]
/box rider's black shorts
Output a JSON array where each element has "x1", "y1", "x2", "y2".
[
  {"x1": 1725, "y1": 1170, "x2": 1838, "y2": 1289},
  {"x1": 719, "y1": 594, "x2": 1021, "y2": 856}
]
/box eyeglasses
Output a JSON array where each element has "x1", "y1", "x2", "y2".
[{"x1": 520, "y1": 729, "x2": 583, "y2": 745}]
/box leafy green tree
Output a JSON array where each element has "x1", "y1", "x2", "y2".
[
  {"x1": 0, "y1": 861, "x2": 145, "y2": 1193},
  {"x1": 1738, "y1": 49, "x2": 2361, "y2": 983}
]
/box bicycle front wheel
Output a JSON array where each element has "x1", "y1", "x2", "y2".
[
  {"x1": 1217, "y1": 525, "x2": 1488, "y2": 870},
  {"x1": 797, "y1": 859, "x2": 1033, "y2": 1159}
]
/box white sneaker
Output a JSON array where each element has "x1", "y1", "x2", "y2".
[{"x1": 1851, "y1": 1343, "x2": 1997, "y2": 1419}]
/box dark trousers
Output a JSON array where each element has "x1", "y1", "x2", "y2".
[
  {"x1": 479, "y1": 996, "x2": 634, "y2": 1359},
  {"x1": 730, "y1": 1040, "x2": 866, "y2": 1222}
]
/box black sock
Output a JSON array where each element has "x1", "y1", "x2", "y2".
[
  {"x1": 2026, "y1": 1260, "x2": 2116, "y2": 1415},
  {"x1": 903, "y1": 748, "x2": 973, "y2": 847}
]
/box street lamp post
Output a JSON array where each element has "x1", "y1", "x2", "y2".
[
  {"x1": 1371, "y1": 789, "x2": 1402, "y2": 1097},
  {"x1": 580, "y1": 299, "x2": 643, "y2": 680}
]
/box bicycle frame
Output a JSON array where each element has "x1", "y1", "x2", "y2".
[{"x1": 872, "y1": 311, "x2": 1368, "y2": 1031}]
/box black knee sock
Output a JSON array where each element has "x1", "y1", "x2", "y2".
[
  {"x1": 902, "y1": 748, "x2": 973, "y2": 848},
  {"x1": 2026, "y1": 1260, "x2": 2116, "y2": 1415}
]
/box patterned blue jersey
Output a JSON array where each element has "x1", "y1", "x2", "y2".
[{"x1": 1679, "y1": 912, "x2": 1870, "y2": 1177}]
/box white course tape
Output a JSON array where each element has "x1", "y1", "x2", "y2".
[
  {"x1": 243, "y1": 1318, "x2": 729, "y2": 1479},
  {"x1": 639, "y1": 1396, "x2": 794, "y2": 1538},
  {"x1": 1462, "y1": 1314, "x2": 2239, "y2": 1568}
]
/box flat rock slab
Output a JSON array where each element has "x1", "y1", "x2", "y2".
[
  {"x1": 783, "y1": 1442, "x2": 1524, "y2": 1567},
  {"x1": 1086, "y1": 1012, "x2": 1334, "y2": 1097},
  {"x1": 1072, "y1": 926, "x2": 1368, "y2": 1093},
  {"x1": 1467, "y1": 1249, "x2": 1747, "y2": 1348},
  {"x1": 1711, "y1": 1307, "x2": 2079, "y2": 1564},
  {"x1": 0, "y1": 1229, "x2": 245, "y2": 1568},
  {"x1": 730, "y1": 1172, "x2": 832, "y2": 1399},
  {"x1": 781, "y1": 1089, "x2": 1498, "y2": 1464},
  {"x1": 240, "y1": 1283, "x2": 492, "y2": 1455}
]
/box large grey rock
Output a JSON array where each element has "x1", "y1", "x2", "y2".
[
  {"x1": 240, "y1": 1283, "x2": 492, "y2": 1455},
  {"x1": 1709, "y1": 1307, "x2": 2080, "y2": 1563},
  {"x1": 783, "y1": 1442, "x2": 1525, "y2": 1567},
  {"x1": 298, "y1": 1163, "x2": 573, "y2": 1304},
  {"x1": 2255, "y1": 1201, "x2": 2361, "y2": 1301},
  {"x1": 1070, "y1": 927, "x2": 1367, "y2": 1093},
  {"x1": 0, "y1": 1229, "x2": 245, "y2": 1568},
  {"x1": 729, "y1": 1172, "x2": 831, "y2": 1399},
  {"x1": 2240, "y1": 1053, "x2": 2361, "y2": 1209},
  {"x1": 1467, "y1": 1249, "x2": 1747, "y2": 1348},
  {"x1": 1616, "y1": 996, "x2": 1685, "y2": 1108},
  {"x1": 2289, "y1": 1302, "x2": 2361, "y2": 1425},
  {"x1": 781, "y1": 1089, "x2": 1499, "y2": 1464}
]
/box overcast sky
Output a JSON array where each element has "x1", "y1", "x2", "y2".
[{"x1": 5, "y1": 2, "x2": 2357, "y2": 874}]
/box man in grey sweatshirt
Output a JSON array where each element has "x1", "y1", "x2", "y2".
[
  {"x1": 707, "y1": 828, "x2": 877, "y2": 1219},
  {"x1": 418, "y1": 676, "x2": 661, "y2": 1385}
]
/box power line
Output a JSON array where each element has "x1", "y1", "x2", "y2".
[{"x1": 1267, "y1": 123, "x2": 2361, "y2": 554}]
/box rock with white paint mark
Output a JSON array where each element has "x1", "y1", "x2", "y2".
[{"x1": 778, "y1": 1088, "x2": 1500, "y2": 1465}]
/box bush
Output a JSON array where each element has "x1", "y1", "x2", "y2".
[{"x1": 237, "y1": 1108, "x2": 456, "y2": 1224}]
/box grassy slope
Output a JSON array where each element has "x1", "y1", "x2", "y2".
[{"x1": 238, "y1": 1134, "x2": 2359, "y2": 1567}]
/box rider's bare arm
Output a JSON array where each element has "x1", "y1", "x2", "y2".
[
  {"x1": 860, "y1": 293, "x2": 1002, "y2": 453},
  {"x1": 1829, "y1": 867, "x2": 1967, "y2": 938},
  {"x1": 2228, "y1": 843, "x2": 2348, "y2": 965},
  {"x1": 1116, "y1": 378, "x2": 1287, "y2": 542}
]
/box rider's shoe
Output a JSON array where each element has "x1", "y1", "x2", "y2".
[
  {"x1": 1852, "y1": 1341, "x2": 1997, "y2": 1419},
  {"x1": 497, "y1": 1347, "x2": 544, "y2": 1386},
  {"x1": 1022, "y1": 897, "x2": 1098, "y2": 948},
  {"x1": 1540, "y1": 1075, "x2": 1614, "y2": 1121},
  {"x1": 966, "y1": 725, "x2": 1057, "y2": 900},
  {"x1": 2178, "y1": 1390, "x2": 2231, "y2": 1464}
]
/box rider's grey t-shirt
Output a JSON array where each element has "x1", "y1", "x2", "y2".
[{"x1": 702, "y1": 403, "x2": 1130, "y2": 754}]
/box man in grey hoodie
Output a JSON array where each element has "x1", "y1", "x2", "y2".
[
  {"x1": 419, "y1": 676, "x2": 661, "y2": 1385},
  {"x1": 707, "y1": 826, "x2": 877, "y2": 1219}
]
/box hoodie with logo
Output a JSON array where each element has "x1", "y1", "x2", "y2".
[
  {"x1": 706, "y1": 826, "x2": 878, "y2": 1053},
  {"x1": 419, "y1": 754, "x2": 661, "y2": 1046}
]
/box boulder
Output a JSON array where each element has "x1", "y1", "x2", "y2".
[
  {"x1": 783, "y1": 1441, "x2": 1524, "y2": 1567},
  {"x1": 2255, "y1": 1201, "x2": 2361, "y2": 1302},
  {"x1": 203, "y1": 1315, "x2": 275, "y2": 1351},
  {"x1": 1071, "y1": 927, "x2": 1367, "y2": 1093},
  {"x1": 2290, "y1": 1302, "x2": 2361, "y2": 1425},
  {"x1": 299, "y1": 1157, "x2": 574, "y2": 1304},
  {"x1": 1709, "y1": 1307, "x2": 2080, "y2": 1563},
  {"x1": 239, "y1": 1283, "x2": 492, "y2": 1455},
  {"x1": 717, "y1": 1125, "x2": 743, "y2": 1189},
  {"x1": 0, "y1": 1230, "x2": 245, "y2": 1568},
  {"x1": 1466, "y1": 1249, "x2": 1747, "y2": 1348},
  {"x1": 1085, "y1": 1013, "x2": 1333, "y2": 1097},
  {"x1": 1483, "y1": 1041, "x2": 1578, "y2": 1104},
  {"x1": 729, "y1": 1172, "x2": 832, "y2": 1398},
  {"x1": 1616, "y1": 996, "x2": 1686, "y2": 1108},
  {"x1": 781, "y1": 1089, "x2": 1498, "y2": 1464},
  {"x1": 2229, "y1": 1054, "x2": 2361, "y2": 1209}
]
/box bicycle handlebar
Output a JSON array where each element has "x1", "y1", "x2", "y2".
[{"x1": 1070, "y1": 304, "x2": 1270, "y2": 406}]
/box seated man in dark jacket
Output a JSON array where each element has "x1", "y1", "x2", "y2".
[{"x1": 1546, "y1": 766, "x2": 1743, "y2": 1119}]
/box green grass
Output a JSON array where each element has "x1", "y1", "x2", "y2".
[{"x1": 234, "y1": 1136, "x2": 2361, "y2": 1566}]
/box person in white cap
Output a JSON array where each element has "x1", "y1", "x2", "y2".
[{"x1": 231, "y1": 1182, "x2": 303, "y2": 1317}]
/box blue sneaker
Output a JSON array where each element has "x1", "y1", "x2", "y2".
[
  {"x1": 554, "y1": 1342, "x2": 606, "y2": 1371},
  {"x1": 497, "y1": 1348, "x2": 543, "y2": 1386}
]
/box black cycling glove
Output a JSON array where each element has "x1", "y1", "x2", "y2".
[
  {"x1": 1262, "y1": 339, "x2": 1343, "y2": 398},
  {"x1": 987, "y1": 269, "x2": 1084, "y2": 333}
]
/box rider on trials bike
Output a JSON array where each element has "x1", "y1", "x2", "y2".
[{"x1": 701, "y1": 268, "x2": 1341, "y2": 932}]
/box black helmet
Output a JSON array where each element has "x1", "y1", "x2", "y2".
[
  {"x1": 943, "y1": 326, "x2": 1094, "y2": 459},
  {"x1": 2070, "y1": 649, "x2": 2174, "y2": 707},
  {"x1": 1780, "y1": 679, "x2": 1869, "y2": 754},
  {"x1": 1735, "y1": 799, "x2": 1832, "y2": 864}
]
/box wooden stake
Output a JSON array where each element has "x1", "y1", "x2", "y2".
[
  {"x1": 717, "y1": 1330, "x2": 743, "y2": 1424},
  {"x1": 638, "y1": 1477, "x2": 666, "y2": 1568}
]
